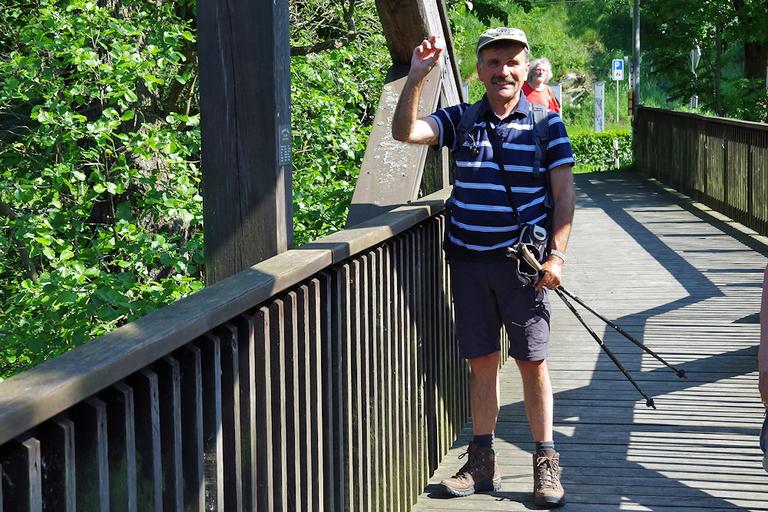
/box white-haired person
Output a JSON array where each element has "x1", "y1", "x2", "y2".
[{"x1": 523, "y1": 57, "x2": 560, "y2": 113}]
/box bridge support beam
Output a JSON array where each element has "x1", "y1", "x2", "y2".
[
  {"x1": 346, "y1": 0, "x2": 463, "y2": 227},
  {"x1": 197, "y1": 0, "x2": 292, "y2": 284}
]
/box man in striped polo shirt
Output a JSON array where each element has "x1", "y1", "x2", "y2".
[{"x1": 392, "y1": 28, "x2": 575, "y2": 507}]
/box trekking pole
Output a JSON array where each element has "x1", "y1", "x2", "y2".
[
  {"x1": 555, "y1": 286, "x2": 686, "y2": 379},
  {"x1": 519, "y1": 246, "x2": 658, "y2": 408},
  {"x1": 554, "y1": 287, "x2": 656, "y2": 409}
]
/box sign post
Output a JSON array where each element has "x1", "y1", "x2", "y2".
[
  {"x1": 690, "y1": 45, "x2": 700, "y2": 109},
  {"x1": 611, "y1": 58, "x2": 624, "y2": 123},
  {"x1": 594, "y1": 81, "x2": 605, "y2": 133}
]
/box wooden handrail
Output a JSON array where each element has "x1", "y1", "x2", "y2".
[
  {"x1": 634, "y1": 106, "x2": 768, "y2": 236},
  {"x1": 0, "y1": 189, "x2": 449, "y2": 447}
]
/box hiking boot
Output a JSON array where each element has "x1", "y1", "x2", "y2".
[
  {"x1": 533, "y1": 449, "x2": 565, "y2": 508},
  {"x1": 440, "y1": 442, "x2": 502, "y2": 497}
]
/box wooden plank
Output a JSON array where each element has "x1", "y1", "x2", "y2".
[
  {"x1": 269, "y1": 300, "x2": 289, "y2": 511},
  {"x1": 380, "y1": 245, "x2": 395, "y2": 512},
  {"x1": 197, "y1": 0, "x2": 292, "y2": 283},
  {"x1": 179, "y1": 346, "x2": 205, "y2": 511},
  {"x1": 103, "y1": 383, "x2": 138, "y2": 512},
  {"x1": 307, "y1": 279, "x2": 325, "y2": 512},
  {"x1": 282, "y1": 292, "x2": 301, "y2": 512},
  {"x1": 40, "y1": 418, "x2": 76, "y2": 512},
  {"x1": 234, "y1": 314, "x2": 257, "y2": 512},
  {"x1": 366, "y1": 251, "x2": 381, "y2": 512},
  {"x1": 374, "y1": 0, "x2": 463, "y2": 105},
  {"x1": 412, "y1": 172, "x2": 768, "y2": 511},
  {"x1": 198, "y1": 334, "x2": 224, "y2": 511},
  {"x1": 393, "y1": 238, "x2": 410, "y2": 511},
  {"x1": 318, "y1": 273, "x2": 336, "y2": 512},
  {"x1": 254, "y1": 307, "x2": 275, "y2": 512},
  {"x1": 295, "y1": 285, "x2": 312, "y2": 512},
  {"x1": 350, "y1": 258, "x2": 366, "y2": 512},
  {"x1": 218, "y1": 324, "x2": 244, "y2": 512},
  {"x1": 155, "y1": 356, "x2": 184, "y2": 512},
  {"x1": 74, "y1": 399, "x2": 109, "y2": 511},
  {"x1": 0, "y1": 437, "x2": 42, "y2": 512},
  {"x1": 347, "y1": 65, "x2": 443, "y2": 227},
  {"x1": 127, "y1": 370, "x2": 163, "y2": 511},
  {"x1": 326, "y1": 269, "x2": 346, "y2": 512}
]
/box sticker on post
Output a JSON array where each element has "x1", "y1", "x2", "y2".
[{"x1": 279, "y1": 126, "x2": 291, "y2": 166}]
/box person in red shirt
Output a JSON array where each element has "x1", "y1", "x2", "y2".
[{"x1": 523, "y1": 57, "x2": 560, "y2": 113}]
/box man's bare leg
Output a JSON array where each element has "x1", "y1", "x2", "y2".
[
  {"x1": 516, "y1": 359, "x2": 553, "y2": 442},
  {"x1": 470, "y1": 351, "x2": 501, "y2": 435},
  {"x1": 440, "y1": 350, "x2": 502, "y2": 496},
  {"x1": 517, "y1": 358, "x2": 564, "y2": 507}
]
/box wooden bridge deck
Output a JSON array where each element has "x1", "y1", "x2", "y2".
[{"x1": 412, "y1": 172, "x2": 768, "y2": 511}]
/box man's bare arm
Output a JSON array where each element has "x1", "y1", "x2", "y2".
[
  {"x1": 535, "y1": 165, "x2": 575, "y2": 291},
  {"x1": 392, "y1": 36, "x2": 443, "y2": 145}
]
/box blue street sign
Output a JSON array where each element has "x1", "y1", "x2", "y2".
[{"x1": 612, "y1": 59, "x2": 624, "y2": 81}]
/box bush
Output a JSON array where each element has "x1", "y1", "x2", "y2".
[
  {"x1": 291, "y1": 33, "x2": 389, "y2": 246},
  {"x1": 569, "y1": 130, "x2": 632, "y2": 173},
  {"x1": 0, "y1": 0, "x2": 202, "y2": 378}
]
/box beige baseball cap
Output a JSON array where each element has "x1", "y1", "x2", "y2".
[{"x1": 476, "y1": 27, "x2": 529, "y2": 55}]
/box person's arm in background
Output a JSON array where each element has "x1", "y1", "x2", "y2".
[{"x1": 759, "y1": 265, "x2": 768, "y2": 407}]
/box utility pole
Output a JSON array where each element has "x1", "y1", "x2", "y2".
[{"x1": 632, "y1": 0, "x2": 640, "y2": 114}]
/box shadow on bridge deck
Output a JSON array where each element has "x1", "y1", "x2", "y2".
[{"x1": 412, "y1": 171, "x2": 768, "y2": 511}]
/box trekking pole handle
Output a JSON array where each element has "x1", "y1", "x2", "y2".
[{"x1": 520, "y1": 245, "x2": 545, "y2": 274}]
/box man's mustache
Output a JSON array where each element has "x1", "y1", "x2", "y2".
[{"x1": 491, "y1": 76, "x2": 516, "y2": 85}]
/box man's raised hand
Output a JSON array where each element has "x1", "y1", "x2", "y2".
[{"x1": 411, "y1": 35, "x2": 445, "y2": 77}]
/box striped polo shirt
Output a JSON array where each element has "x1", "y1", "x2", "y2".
[{"x1": 430, "y1": 93, "x2": 574, "y2": 259}]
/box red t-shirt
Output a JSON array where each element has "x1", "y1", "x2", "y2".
[{"x1": 523, "y1": 82, "x2": 560, "y2": 113}]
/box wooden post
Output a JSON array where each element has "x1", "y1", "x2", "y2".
[{"x1": 197, "y1": 0, "x2": 292, "y2": 285}]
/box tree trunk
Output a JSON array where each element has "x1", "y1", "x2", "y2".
[{"x1": 744, "y1": 42, "x2": 768, "y2": 82}]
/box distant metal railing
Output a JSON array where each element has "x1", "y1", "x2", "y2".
[
  {"x1": 0, "y1": 189, "x2": 476, "y2": 511},
  {"x1": 634, "y1": 106, "x2": 768, "y2": 235}
]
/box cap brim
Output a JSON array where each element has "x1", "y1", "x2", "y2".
[{"x1": 477, "y1": 37, "x2": 529, "y2": 53}]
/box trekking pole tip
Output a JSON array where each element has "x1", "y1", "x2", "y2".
[
  {"x1": 645, "y1": 398, "x2": 656, "y2": 409},
  {"x1": 676, "y1": 369, "x2": 687, "y2": 379}
]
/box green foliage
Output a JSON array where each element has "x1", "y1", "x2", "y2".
[
  {"x1": 449, "y1": 1, "x2": 590, "y2": 85},
  {"x1": 0, "y1": 0, "x2": 201, "y2": 378},
  {"x1": 290, "y1": 8, "x2": 388, "y2": 246},
  {"x1": 570, "y1": 130, "x2": 632, "y2": 173},
  {"x1": 640, "y1": 0, "x2": 768, "y2": 121},
  {"x1": 0, "y1": 0, "x2": 388, "y2": 378}
]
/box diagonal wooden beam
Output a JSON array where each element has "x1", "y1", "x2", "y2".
[{"x1": 347, "y1": 0, "x2": 464, "y2": 226}]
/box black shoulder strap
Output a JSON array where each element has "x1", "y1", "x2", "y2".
[{"x1": 530, "y1": 103, "x2": 549, "y2": 178}]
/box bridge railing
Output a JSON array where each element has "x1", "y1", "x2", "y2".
[
  {"x1": 634, "y1": 106, "x2": 768, "y2": 235},
  {"x1": 0, "y1": 189, "x2": 472, "y2": 512}
]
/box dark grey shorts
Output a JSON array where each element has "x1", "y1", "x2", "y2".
[{"x1": 449, "y1": 258, "x2": 551, "y2": 361}]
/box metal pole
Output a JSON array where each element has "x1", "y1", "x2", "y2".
[
  {"x1": 632, "y1": 0, "x2": 640, "y2": 112},
  {"x1": 616, "y1": 79, "x2": 620, "y2": 123}
]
